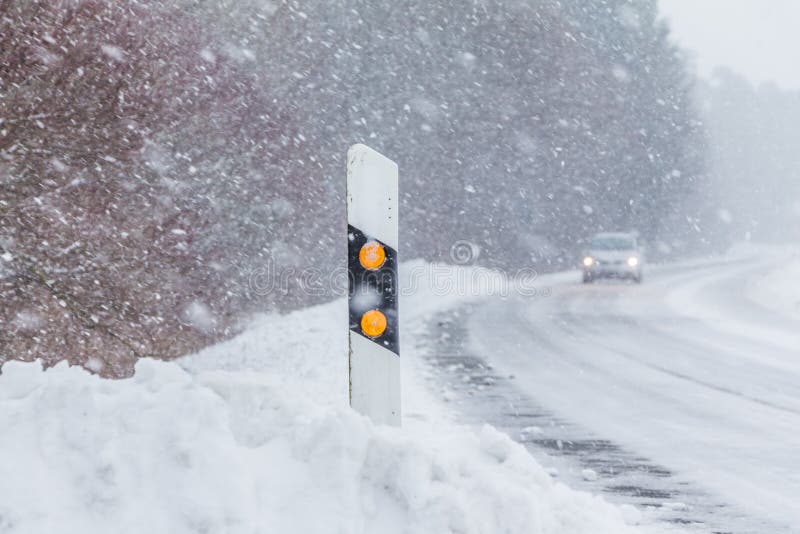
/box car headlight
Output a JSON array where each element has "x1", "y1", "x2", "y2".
[
  {"x1": 627, "y1": 256, "x2": 639, "y2": 267},
  {"x1": 583, "y1": 256, "x2": 594, "y2": 267}
]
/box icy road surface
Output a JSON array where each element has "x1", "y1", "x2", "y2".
[{"x1": 419, "y1": 248, "x2": 800, "y2": 533}]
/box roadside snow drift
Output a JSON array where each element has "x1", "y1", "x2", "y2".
[
  {"x1": 0, "y1": 262, "x2": 647, "y2": 534},
  {"x1": 748, "y1": 253, "x2": 800, "y2": 318},
  {"x1": 0, "y1": 359, "x2": 642, "y2": 534}
]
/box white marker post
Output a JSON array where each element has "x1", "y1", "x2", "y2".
[{"x1": 346, "y1": 144, "x2": 400, "y2": 426}]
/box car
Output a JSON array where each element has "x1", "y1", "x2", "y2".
[{"x1": 581, "y1": 232, "x2": 643, "y2": 284}]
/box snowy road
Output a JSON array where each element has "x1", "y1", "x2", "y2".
[{"x1": 420, "y1": 248, "x2": 800, "y2": 533}]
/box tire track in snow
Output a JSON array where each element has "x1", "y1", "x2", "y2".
[{"x1": 418, "y1": 305, "x2": 779, "y2": 534}]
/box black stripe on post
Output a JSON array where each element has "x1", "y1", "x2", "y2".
[{"x1": 348, "y1": 224, "x2": 399, "y2": 355}]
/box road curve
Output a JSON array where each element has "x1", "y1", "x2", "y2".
[{"x1": 466, "y1": 249, "x2": 800, "y2": 530}]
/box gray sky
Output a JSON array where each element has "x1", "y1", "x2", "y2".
[{"x1": 659, "y1": 0, "x2": 800, "y2": 89}]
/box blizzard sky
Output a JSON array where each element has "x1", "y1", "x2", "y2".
[{"x1": 659, "y1": 0, "x2": 800, "y2": 89}]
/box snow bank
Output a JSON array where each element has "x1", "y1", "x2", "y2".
[
  {"x1": 748, "y1": 254, "x2": 800, "y2": 318},
  {"x1": 0, "y1": 261, "x2": 650, "y2": 533},
  {"x1": 0, "y1": 359, "x2": 640, "y2": 534}
]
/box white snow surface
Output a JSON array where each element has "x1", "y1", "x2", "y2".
[
  {"x1": 0, "y1": 260, "x2": 653, "y2": 534},
  {"x1": 747, "y1": 251, "x2": 800, "y2": 319}
]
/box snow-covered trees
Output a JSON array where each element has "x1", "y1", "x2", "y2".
[
  {"x1": 1, "y1": 0, "x2": 708, "y2": 374},
  {"x1": 697, "y1": 68, "x2": 800, "y2": 244},
  {"x1": 0, "y1": 1, "x2": 235, "y2": 374},
  {"x1": 238, "y1": 0, "x2": 707, "y2": 266}
]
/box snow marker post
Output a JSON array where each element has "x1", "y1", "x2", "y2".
[{"x1": 346, "y1": 144, "x2": 400, "y2": 426}]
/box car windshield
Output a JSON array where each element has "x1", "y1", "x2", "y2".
[{"x1": 590, "y1": 237, "x2": 635, "y2": 250}]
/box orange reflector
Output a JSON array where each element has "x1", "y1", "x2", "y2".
[
  {"x1": 359, "y1": 241, "x2": 386, "y2": 270},
  {"x1": 361, "y1": 309, "x2": 387, "y2": 338}
]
